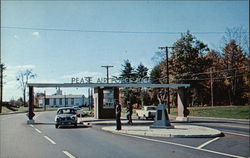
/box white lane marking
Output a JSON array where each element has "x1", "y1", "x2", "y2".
[
  {"x1": 30, "y1": 124, "x2": 34, "y2": 128},
  {"x1": 63, "y1": 151, "x2": 76, "y2": 158},
  {"x1": 119, "y1": 133, "x2": 245, "y2": 158},
  {"x1": 33, "y1": 113, "x2": 41, "y2": 120},
  {"x1": 44, "y1": 136, "x2": 56, "y2": 144},
  {"x1": 197, "y1": 137, "x2": 220, "y2": 149},
  {"x1": 223, "y1": 131, "x2": 250, "y2": 137},
  {"x1": 35, "y1": 128, "x2": 42, "y2": 134}
]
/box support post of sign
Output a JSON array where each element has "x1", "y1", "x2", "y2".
[
  {"x1": 176, "y1": 87, "x2": 189, "y2": 122},
  {"x1": 27, "y1": 86, "x2": 35, "y2": 124}
]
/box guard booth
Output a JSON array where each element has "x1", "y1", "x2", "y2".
[{"x1": 93, "y1": 87, "x2": 119, "y2": 119}]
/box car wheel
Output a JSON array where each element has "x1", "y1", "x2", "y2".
[
  {"x1": 55, "y1": 124, "x2": 59, "y2": 128},
  {"x1": 74, "y1": 123, "x2": 77, "y2": 127}
]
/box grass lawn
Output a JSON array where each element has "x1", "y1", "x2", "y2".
[
  {"x1": 1, "y1": 106, "x2": 15, "y2": 113},
  {"x1": 169, "y1": 105, "x2": 250, "y2": 119}
]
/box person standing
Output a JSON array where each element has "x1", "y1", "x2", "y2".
[
  {"x1": 126, "y1": 101, "x2": 133, "y2": 125},
  {"x1": 114, "y1": 99, "x2": 121, "y2": 130}
]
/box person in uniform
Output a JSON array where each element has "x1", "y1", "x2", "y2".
[
  {"x1": 126, "y1": 101, "x2": 133, "y2": 125},
  {"x1": 114, "y1": 99, "x2": 121, "y2": 130}
]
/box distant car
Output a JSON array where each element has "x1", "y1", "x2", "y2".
[
  {"x1": 55, "y1": 107, "x2": 78, "y2": 128},
  {"x1": 73, "y1": 106, "x2": 84, "y2": 117},
  {"x1": 136, "y1": 106, "x2": 157, "y2": 120}
]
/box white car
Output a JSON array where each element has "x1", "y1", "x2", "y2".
[
  {"x1": 136, "y1": 106, "x2": 157, "y2": 120},
  {"x1": 73, "y1": 106, "x2": 84, "y2": 117},
  {"x1": 55, "y1": 107, "x2": 78, "y2": 128}
]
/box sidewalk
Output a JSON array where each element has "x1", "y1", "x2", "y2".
[{"x1": 78, "y1": 116, "x2": 223, "y2": 138}]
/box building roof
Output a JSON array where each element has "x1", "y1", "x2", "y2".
[{"x1": 44, "y1": 95, "x2": 85, "y2": 99}]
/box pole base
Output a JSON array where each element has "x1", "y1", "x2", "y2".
[{"x1": 27, "y1": 119, "x2": 35, "y2": 124}]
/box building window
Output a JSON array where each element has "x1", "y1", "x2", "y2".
[
  {"x1": 71, "y1": 98, "x2": 74, "y2": 105},
  {"x1": 59, "y1": 98, "x2": 62, "y2": 105},
  {"x1": 45, "y1": 99, "x2": 49, "y2": 105},
  {"x1": 65, "y1": 98, "x2": 68, "y2": 105}
]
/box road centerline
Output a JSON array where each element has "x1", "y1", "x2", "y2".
[
  {"x1": 63, "y1": 151, "x2": 76, "y2": 158},
  {"x1": 44, "y1": 136, "x2": 56, "y2": 145},
  {"x1": 197, "y1": 137, "x2": 220, "y2": 149},
  {"x1": 34, "y1": 128, "x2": 42, "y2": 134}
]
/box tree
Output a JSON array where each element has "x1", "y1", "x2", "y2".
[
  {"x1": 135, "y1": 63, "x2": 149, "y2": 106},
  {"x1": 16, "y1": 69, "x2": 36, "y2": 106},
  {"x1": 136, "y1": 63, "x2": 148, "y2": 78},
  {"x1": 150, "y1": 64, "x2": 162, "y2": 84},
  {"x1": 222, "y1": 40, "x2": 249, "y2": 105},
  {"x1": 120, "y1": 60, "x2": 135, "y2": 80},
  {"x1": 171, "y1": 31, "x2": 210, "y2": 106},
  {"x1": 221, "y1": 27, "x2": 249, "y2": 56}
]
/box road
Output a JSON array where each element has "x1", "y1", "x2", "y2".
[{"x1": 0, "y1": 111, "x2": 249, "y2": 158}]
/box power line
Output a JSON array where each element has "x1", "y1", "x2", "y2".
[
  {"x1": 2, "y1": 26, "x2": 249, "y2": 34},
  {"x1": 172, "y1": 73, "x2": 249, "y2": 81},
  {"x1": 150, "y1": 66, "x2": 249, "y2": 82}
]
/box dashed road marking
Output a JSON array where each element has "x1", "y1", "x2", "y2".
[
  {"x1": 35, "y1": 128, "x2": 42, "y2": 133},
  {"x1": 30, "y1": 124, "x2": 34, "y2": 128},
  {"x1": 223, "y1": 131, "x2": 250, "y2": 137},
  {"x1": 44, "y1": 136, "x2": 56, "y2": 144},
  {"x1": 197, "y1": 137, "x2": 220, "y2": 149},
  {"x1": 119, "y1": 133, "x2": 245, "y2": 158},
  {"x1": 63, "y1": 151, "x2": 76, "y2": 158}
]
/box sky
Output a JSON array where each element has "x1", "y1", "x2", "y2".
[{"x1": 1, "y1": 0, "x2": 249, "y2": 101}]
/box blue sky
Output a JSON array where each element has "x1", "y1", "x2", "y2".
[{"x1": 1, "y1": 1, "x2": 249, "y2": 101}]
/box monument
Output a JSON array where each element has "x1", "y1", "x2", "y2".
[{"x1": 150, "y1": 104, "x2": 174, "y2": 129}]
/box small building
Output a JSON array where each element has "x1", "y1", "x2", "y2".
[{"x1": 38, "y1": 89, "x2": 88, "y2": 108}]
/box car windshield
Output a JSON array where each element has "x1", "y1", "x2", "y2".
[
  {"x1": 57, "y1": 109, "x2": 76, "y2": 114},
  {"x1": 147, "y1": 107, "x2": 156, "y2": 110}
]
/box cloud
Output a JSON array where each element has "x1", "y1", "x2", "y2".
[{"x1": 32, "y1": 32, "x2": 40, "y2": 37}]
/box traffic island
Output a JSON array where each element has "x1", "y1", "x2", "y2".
[{"x1": 102, "y1": 125, "x2": 223, "y2": 138}]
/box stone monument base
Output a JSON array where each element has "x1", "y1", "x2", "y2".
[
  {"x1": 176, "y1": 116, "x2": 189, "y2": 122},
  {"x1": 27, "y1": 119, "x2": 35, "y2": 124}
]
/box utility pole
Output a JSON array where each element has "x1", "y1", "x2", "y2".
[
  {"x1": 210, "y1": 67, "x2": 214, "y2": 107},
  {"x1": 101, "y1": 65, "x2": 114, "y2": 83},
  {"x1": 0, "y1": 64, "x2": 3, "y2": 113},
  {"x1": 158, "y1": 46, "x2": 175, "y2": 114},
  {"x1": 44, "y1": 91, "x2": 46, "y2": 111}
]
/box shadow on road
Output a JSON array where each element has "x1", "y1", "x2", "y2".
[
  {"x1": 34, "y1": 122, "x2": 55, "y2": 125},
  {"x1": 58, "y1": 124, "x2": 91, "y2": 129}
]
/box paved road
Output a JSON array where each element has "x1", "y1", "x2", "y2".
[{"x1": 0, "y1": 112, "x2": 249, "y2": 158}]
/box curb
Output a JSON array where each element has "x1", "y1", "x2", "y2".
[{"x1": 102, "y1": 125, "x2": 223, "y2": 138}]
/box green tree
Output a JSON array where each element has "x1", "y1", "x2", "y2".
[
  {"x1": 150, "y1": 64, "x2": 162, "y2": 84},
  {"x1": 120, "y1": 60, "x2": 135, "y2": 80},
  {"x1": 136, "y1": 63, "x2": 148, "y2": 78},
  {"x1": 171, "y1": 31, "x2": 210, "y2": 106}
]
